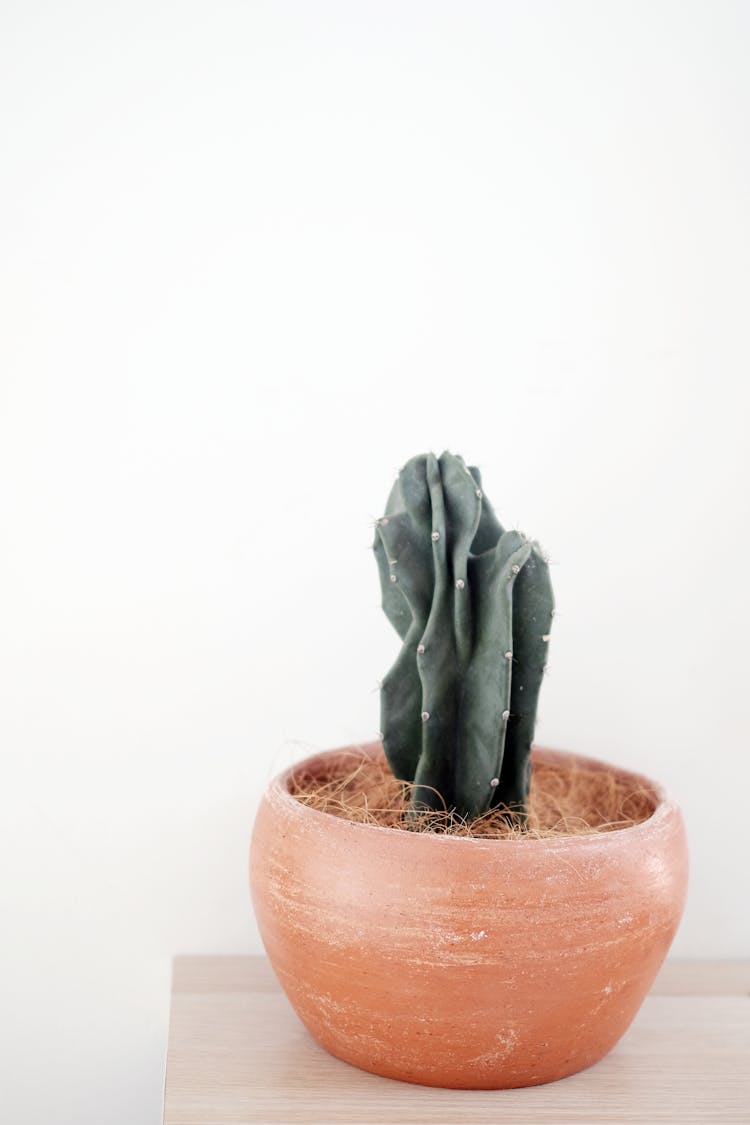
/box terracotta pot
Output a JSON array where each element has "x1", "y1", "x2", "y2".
[{"x1": 250, "y1": 743, "x2": 687, "y2": 1089}]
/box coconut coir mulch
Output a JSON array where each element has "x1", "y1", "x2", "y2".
[{"x1": 289, "y1": 750, "x2": 656, "y2": 838}]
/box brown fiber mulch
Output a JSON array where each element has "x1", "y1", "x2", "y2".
[{"x1": 289, "y1": 749, "x2": 656, "y2": 838}]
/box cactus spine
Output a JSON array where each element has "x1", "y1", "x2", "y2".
[{"x1": 373, "y1": 451, "x2": 554, "y2": 821}]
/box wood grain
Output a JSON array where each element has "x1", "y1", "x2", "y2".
[{"x1": 163, "y1": 957, "x2": 750, "y2": 1124}]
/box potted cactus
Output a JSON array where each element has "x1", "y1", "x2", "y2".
[{"x1": 250, "y1": 451, "x2": 688, "y2": 1090}]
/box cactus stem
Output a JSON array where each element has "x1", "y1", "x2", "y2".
[{"x1": 375, "y1": 450, "x2": 553, "y2": 821}]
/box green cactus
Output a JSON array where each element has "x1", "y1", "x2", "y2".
[{"x1": 373, "y1": 451, "x2": 554, "y2": 821}]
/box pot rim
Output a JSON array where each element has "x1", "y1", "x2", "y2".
[{"x1": 264, "y1": 741, "x2": 678, "y2": 850}]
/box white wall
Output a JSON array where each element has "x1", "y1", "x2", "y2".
[{"x1": 2, "y1": 2, "x2": 748, "y2": 1122}]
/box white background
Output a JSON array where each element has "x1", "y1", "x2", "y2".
[{"x1": 2, "y1": 2, "x2": 749, "y2": 1122}]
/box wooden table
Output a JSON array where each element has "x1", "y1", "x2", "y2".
[{"x1": 163, "y1": 957, "x2": 749, "y2": 1124}]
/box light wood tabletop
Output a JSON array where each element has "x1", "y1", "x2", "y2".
[{"x1": 163, "y1": 957, "x2": 749, "y2": 1124}]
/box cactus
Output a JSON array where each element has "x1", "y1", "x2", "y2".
[{"x1": 373, "y1": 451, "x2": 554, "y2": 821}]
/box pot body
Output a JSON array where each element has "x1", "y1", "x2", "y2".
[{"x1": 250, "y1": 744, "x2": 687, "y2": 1089}]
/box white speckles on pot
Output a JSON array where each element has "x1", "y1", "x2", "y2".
[{"x1": 466, "y1": 1027, "x2": 520, "y2": 1068}]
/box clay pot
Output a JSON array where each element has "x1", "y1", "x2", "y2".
[{"x1": 250, "y1": 743, "x2": 687, "y2": 1089}]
